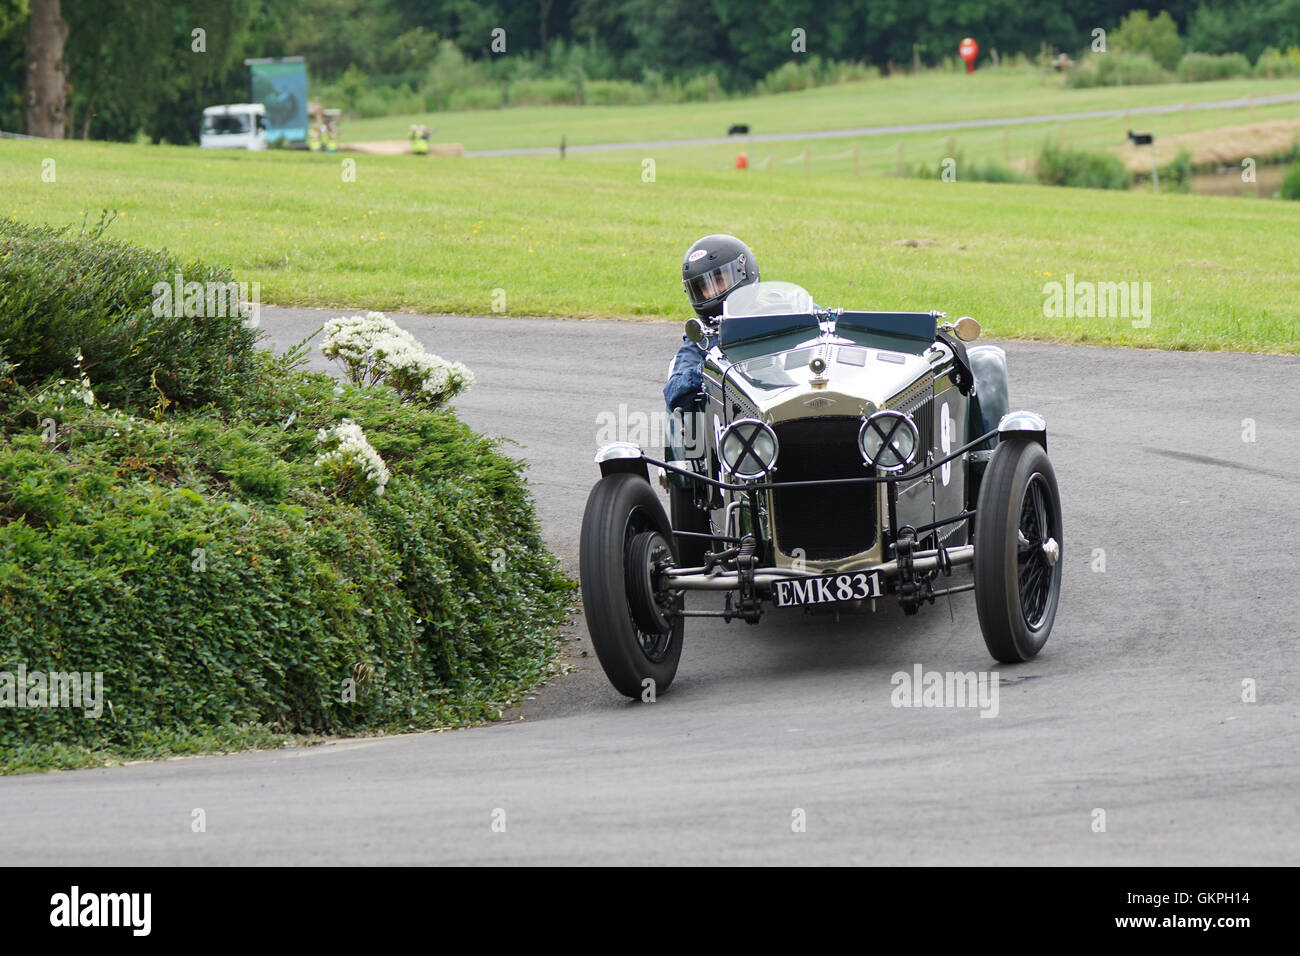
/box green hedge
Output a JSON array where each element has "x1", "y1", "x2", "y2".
[
  {"x1": 1156, "y1": 147, "x2": 1193, "y2": 193},
  {"x1": 1255, "y1": 46, "x2": 1300, "y2": 78},
  {"x1": 0, "y1": 225, "x2": 570, "y2": 773},
  {"x1": 0, "y1": 216, "x2": 259, "y2": 412},
  {"x1": 1281, "y1": 164, "x2": 1300, "y2": 200},
  {"x1": 1067, "y1": 51, "x2": 1172, "y2": 88},
  {"x1": 1176, "y1": 51, "x2": 1253, "y2": 83},
  {"x1": 1035, "y1": 143, "x2": 1134, "y2": 190},
  {"x1": 909, "y1": 150, "x2": 1028, "y2": 184}
]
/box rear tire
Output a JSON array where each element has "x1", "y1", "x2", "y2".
[
  {"x1": 580, "y1": 473, "x2": 684, "y2": 698},
  {"x1": 973, "y1": 438, "x2": 1063, "y2": 663}
]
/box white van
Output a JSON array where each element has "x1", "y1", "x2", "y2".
[{"x1": 200, "y1": 104, "x2": 267, "y2": 150}]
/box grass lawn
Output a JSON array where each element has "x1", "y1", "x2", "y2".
[
  {"x1": 665, "y1": 99, "x2": 1300, "y2": 176},
  {"x1": 343, "y1": 70, "x2": 1300, "y2": 150},
  {"x1": 4, "y1": 137, "x2": 1298, "y2": 353}
]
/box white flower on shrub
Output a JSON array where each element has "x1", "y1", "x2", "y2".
[
  {"x1": 320, "y1": 311, "x2": 474, "y2": 407},
  {"x1": 72, "y1": 350, "x2": 95, "y2": 405},
  {"x1": 73, "y1": 375, "x2": 95, "y2": 406},
  {"x1": 34, "y1": 348, "x2": 95, "y2": 409},
  {"x1": 314, "y1": 418, "x2": 390, "y2": 496}
]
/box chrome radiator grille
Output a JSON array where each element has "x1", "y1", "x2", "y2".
[{"x1": 769, "y1": 417, "x2": 877, "y2": 561}]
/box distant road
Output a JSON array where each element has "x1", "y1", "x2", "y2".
[{"x1": 465, "y1": 91, "x2": 1300, "y2": 157}]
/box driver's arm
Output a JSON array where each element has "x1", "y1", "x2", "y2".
[{"x1": 664, "y1": 337, "x2": 706, "y2": 413}]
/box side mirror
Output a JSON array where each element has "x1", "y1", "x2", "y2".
[
  {"x1": 684, "y1": 317, "x2": 712, "y2": 344},
  {"x1": 953, "y1": 316, "x2": 981, "y2": 342}
]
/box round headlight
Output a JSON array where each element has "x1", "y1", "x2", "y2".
[
  {"x1": 858, "y1": 410, "x2": 920, "y2": 473},
  {"x1": 720, "y1": 418, "x2": 779, "y2": 480}
]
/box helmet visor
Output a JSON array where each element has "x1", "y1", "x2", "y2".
[{"x1": 684, "y1": 258, "x2": 748, "y2": 307}]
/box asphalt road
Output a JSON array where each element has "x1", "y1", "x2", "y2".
[
  {"x1": 464, "y1": 91, "x2": 1300, "y2": 156},
  {"x1": 2, "y1": 307, "x2": 1297, "y2": 865}
]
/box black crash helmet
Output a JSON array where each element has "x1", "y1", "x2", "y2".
[{"x1": 681, "y1": 234, "x2": 760, "y2": 319}]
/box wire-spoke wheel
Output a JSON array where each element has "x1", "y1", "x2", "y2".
[
  {"x1": 580, "y1": 473, "x2": 684, "y2": 698},
  {"x1": 1017, "y1": 474, "x2": 1057, "y2": 631},
  {"x1": 973, "y1": 438, "x2": 1063, "y2": 663}
]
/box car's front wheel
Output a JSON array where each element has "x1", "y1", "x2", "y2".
[
  {"x1": 580, "y1": 472, "x2": 684, "y2": 698},
  {"x1": 972, "y1": 437, "x2": 1063, "y2": 662}
]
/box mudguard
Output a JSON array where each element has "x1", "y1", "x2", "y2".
[
  {"x1": 966, "y1": 345, "x2": 1009, "y2": 451},
  {"x1": 964, "y1": 344, "x2": 1010, "y2": 511},
  {"x1": 997, "y1": 410, "x2": 1047, "y2": 449},
  {"x1": 595, "y1": 443, "x2": 650, "y2": 481}
]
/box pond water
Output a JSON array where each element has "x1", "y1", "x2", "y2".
[{"x1": 1187, "y1": 164, "x2": 1290, "y2": 198}]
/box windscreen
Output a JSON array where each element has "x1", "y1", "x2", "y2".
[
  {"x1": 834, "y1": 311, "x2": 937, "y2": 355},
  {"x1": 203, "y1": 113, "x2": 253, "y2": 135},
  {"x1": 718, "y1": 313, "x2": 821, "y2": 361},
  {"x1": 722, "y1": 281, "x2": 815, "y2": 318}
]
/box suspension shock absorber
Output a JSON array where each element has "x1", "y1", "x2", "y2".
[{"x1": 726, "y1": 533, "x2": 763, "y2": 624}]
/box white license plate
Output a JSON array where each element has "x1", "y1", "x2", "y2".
[{"x1": 772, "y1": 571, "x2": 883, "y2": 608}]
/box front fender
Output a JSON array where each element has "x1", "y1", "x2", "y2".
[
  {"x1": 966, "y1": 344, "x2": 1009, "y2": 451},
  {"x1": 595, "y1": 442, "x2": 650, "y2": 481},
  {"x1": 997, "y1": 410, "x2": 1047, "y2": 449}
]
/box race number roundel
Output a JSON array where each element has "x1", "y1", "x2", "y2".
[{"x1": 940, "y1": 401, "x2": 951, "y2": 486}]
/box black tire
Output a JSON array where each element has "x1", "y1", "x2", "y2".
[
  {"x1": 972, "y1": 437, "x2": 1063, "y2": 663},
  {"x1": 669, "y1": 482, "x2": 712, "y2": 568},
  {"x1": 580, "y1": 472, "x2": 684, "y2": 698}
]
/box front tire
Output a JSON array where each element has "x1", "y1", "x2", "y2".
[
  {"x1": 580, "y1": 473, "x2": 684, "y2": 698},
  {"x1": 973, "y1": 438, "x2": 1063, "y2": 663}
]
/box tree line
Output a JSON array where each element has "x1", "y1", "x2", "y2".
[{"x1": 6, "y1": 0, "x2": 1299, "y2": 142}]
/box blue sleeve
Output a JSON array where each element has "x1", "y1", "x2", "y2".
[{"x1": 664, "y1": 337, "x2": 706, "y2": 412}]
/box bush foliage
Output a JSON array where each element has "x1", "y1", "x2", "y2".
[
  {"x1": 312, "y1": 34, "x2": 883, "y2": 118},
  {"x1": 0, "y1": 216, "x2": 260, "y2": 412},
  {"x1": 1281, "y1": 163, "x2": 1300, "y2": 200},
  {"x1": 0, "y1": 225, "x2": 570, "y2": 773},
  {"x1": 1175, "y1": 51, "x2": 1253, "y2": 83},
  {"x1": 1067, "y1": 51, "x2": 1172, "y2": 88},
  {"x1": 1254, "y1": 46, "x2": 1300, "y2": 77},
  {"x1": 1035, "y1": 143, "x2": 1134, "y2": 190},
  {"x1": 909, "y1": 151, "x2": 1028, "y2": 184},
  {"x1": 1156, "y1": 147, "x2": 1193, "y2": 193},
  {"x1": 1111, "y1": 10, "x2": 1184, "y2": 71}
]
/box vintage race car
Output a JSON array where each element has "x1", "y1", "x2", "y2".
[{"x1": 580, "y1": 281, "x2": 1062, "y2": 698}]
